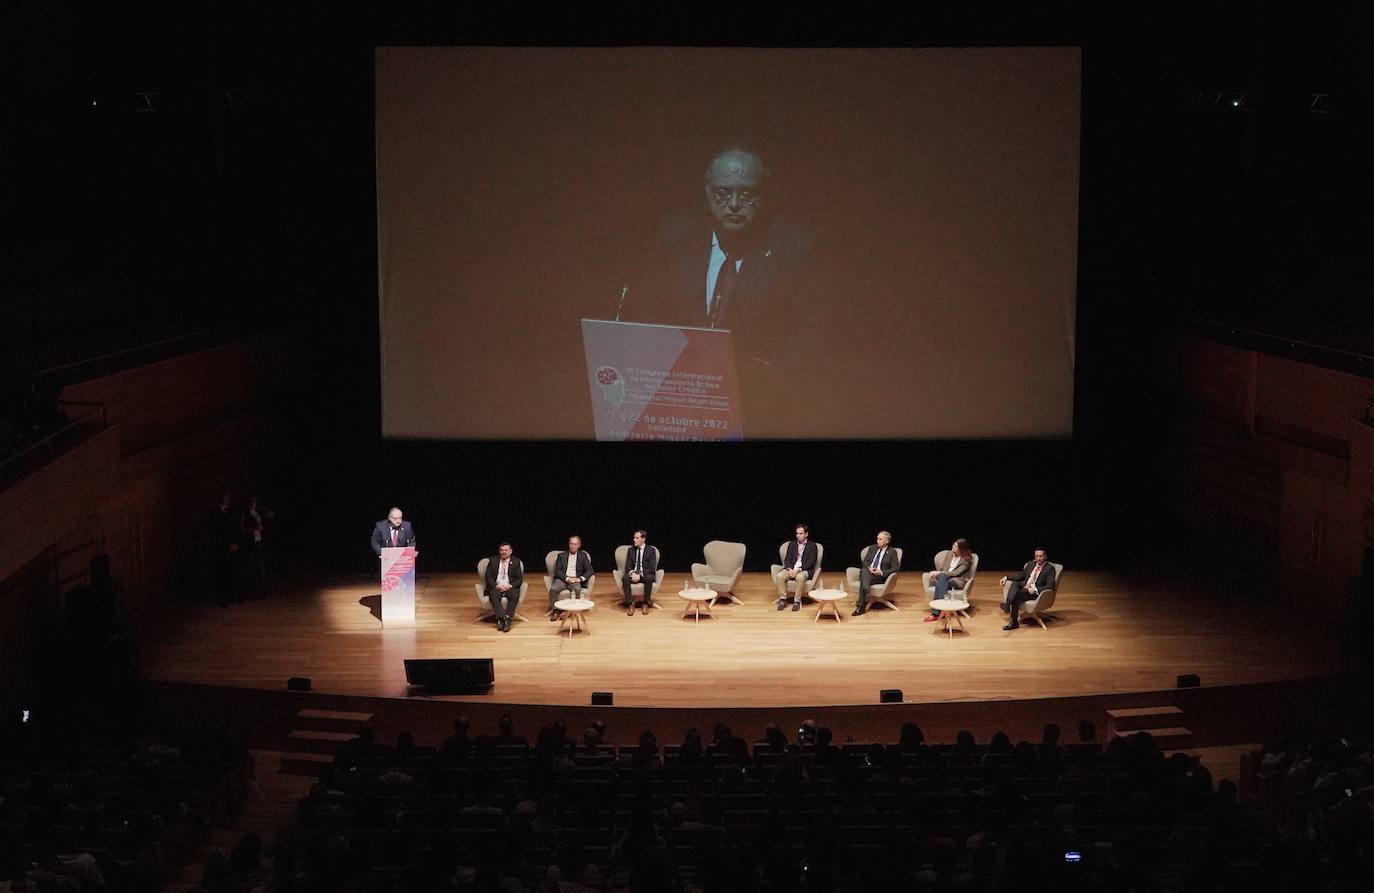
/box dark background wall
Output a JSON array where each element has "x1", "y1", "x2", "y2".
[{"x1": 5, "y1": 1, "x2": 1371, "y2": 576}]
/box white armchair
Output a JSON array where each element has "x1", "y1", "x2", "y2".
[{"x1": 690, "y1": 540, "x2": 746, "y2": 605}]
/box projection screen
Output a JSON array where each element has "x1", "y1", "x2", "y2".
[{"x1": 376, "y1": 47, "x2": 1080, "y2": 440}]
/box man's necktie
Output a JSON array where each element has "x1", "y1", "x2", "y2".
[
  {"x1": 391, "y1": 528, "x2": 398, "y2": 547},
  {"x1": 709, "y1": 254, "x2": 738, "y2": 328},
  {"x1": 635, "y1": 548, "x2": 642, "y2": 574},
  {"x1": 870, "y1": 549, "x2": 882, "y2": 571}
]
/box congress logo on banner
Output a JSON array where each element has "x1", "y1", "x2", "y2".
[
  {"x1": 595, "y1": 366, "x2": 625, "y2": 406},
  {"x1": 581, "y1": 320, "x2": 742, "y2": 442}
]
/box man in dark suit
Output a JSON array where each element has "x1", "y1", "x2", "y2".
[
  {"x1": 1000, "y1": 548, "x2": 1056, "y2": 631},
  {"x1": 370, "y1": 507, "x2": 416, "y2": 557},
  {"x1": 621, "y1": 529, "x2": 658, "y2": 616},
  {"x1": 549, "y1": 535, "x2": 593, "y2": 616},
  {"x1": 211, "y1": 487, "x2": 241, "y2": 604},
  {"x1": 853, "y1": 530, "x2": 898, "y2": 616},
  {"x1": 483, "y1": 542, "x2": 523, "y2": 633},
  {"x1": 774, "y1": 523, "x2": 818, "y2": 612},
  {"x1": 622, "y1": 146, "x2": 825, "y2": 433}
]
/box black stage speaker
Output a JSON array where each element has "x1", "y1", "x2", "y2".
[
  {"x1": 880, "y1": 689, "x2": 903, "y2": 703},
  {"x1": 287, "y1": 676, "x2": 311, "y2": 692},
  {"x1": 404, "y1": 658, "x2": 495, "y2": 694},
  {"x1": 591, "y1": 691, "x2": 614, "y2": 706},
  {"x1": 1176, "y1": 673, "x2": 1200, "y2": 688}
]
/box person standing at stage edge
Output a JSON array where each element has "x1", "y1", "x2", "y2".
[
  {"x1": 370, "y1": 507, "x2": 416, "y2": 557},
  {"x1": 774, "y1": 523, "x2": 817, "y2": 612}
]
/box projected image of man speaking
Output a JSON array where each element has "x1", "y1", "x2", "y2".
[{"x1": 620, "y1": 145, "x2": 825, "y2": 425}]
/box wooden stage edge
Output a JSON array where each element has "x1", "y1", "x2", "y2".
[{"x1": 135, "y1": 569, "x2": 1373, "y2": 748}]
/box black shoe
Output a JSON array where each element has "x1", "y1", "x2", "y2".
[
  {"x1": 851, "y1": 607, "x2": 865, "y2": 616},
  {"x1": 791, "y1": 600, "x2": 800, "y2": 612},
  {"x1": 777, "y1": 600, "x2": 787, "y2": 611},
  {"x1": 1002, "y1": 621, "x2": 1018, "y2": 631}
]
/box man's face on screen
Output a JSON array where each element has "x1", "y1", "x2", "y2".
[
  {"x1": 795, "y1": 527, "x2": 808, "y2": 544},
  {"x1": 569, "y1": 537, "x2": 581, "y2": 553},
  {"x1": 388, "y1": 510, "x2": 402, "y2": 527},
  {"x1": 499, "y1": 544, "x2": 512, "y2": 560},
  {"x1": 705, "y1": 151, "x2": 765, "y2": 239}
]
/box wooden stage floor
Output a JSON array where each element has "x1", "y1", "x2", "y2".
[{"x1": 136, "y1": 569, "x2": 1351, "y2": 709}]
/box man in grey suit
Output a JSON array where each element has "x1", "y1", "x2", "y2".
[
  {"x1": 853, "y1": 530, "x2": 898, "y2": 616},
  {"x1": 549, "y1": 535, "x2": 593, "y2": 616}
]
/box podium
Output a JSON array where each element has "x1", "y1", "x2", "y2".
[
  {"x1": 379, "y1": 546, "x2": 417, "y2": 627},
  {"x1": 580, "y1": 319, "x2": 742, "y2": 441}
]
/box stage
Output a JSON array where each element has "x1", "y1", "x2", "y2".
[{"x1": 137, "y1": 568, "x2": 1352, "y2": 710}]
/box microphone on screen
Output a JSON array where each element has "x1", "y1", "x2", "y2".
[{"x1": 613, "y1": 283, "x2": 630, "y2": 321}]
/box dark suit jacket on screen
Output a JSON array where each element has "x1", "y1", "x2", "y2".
[{"x1": 623, "y1": 213, "x2": 821, "y2": 399}]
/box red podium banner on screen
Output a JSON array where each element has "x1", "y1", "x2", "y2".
[
  {"x1": 581, "y1": 319, "x2": 742, "y2": 442},
  {"x1": 380, "y1": 546, "x2": 417, "y2": 627}
]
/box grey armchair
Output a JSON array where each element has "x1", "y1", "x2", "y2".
[{"x1": 690, "y1": 541, "x2": 746, "y2": 605}]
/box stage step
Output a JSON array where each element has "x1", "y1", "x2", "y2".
[
  {"x1": 279, "y1": 752, "x2": 334, "y2": 778},
  {"x1": 293, "y1": 708, "x2": 374, "y2": 732},
  {"x1": 1106, "y1": 705, "x2": 1184, "y2": 733},
  {"x1": 285, "y1": 729, "x2": 359, "y2": 754},
  {"x1": 1115, "y1": 726, "x2": 1195, "y2": 750}
]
